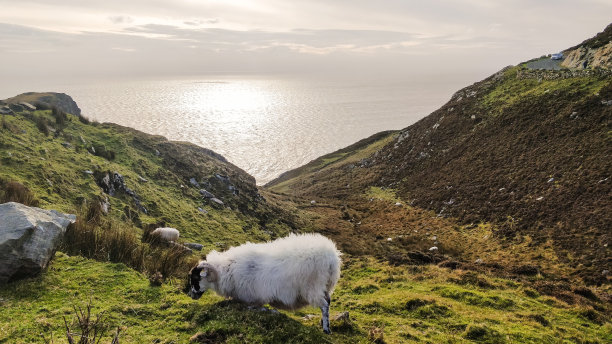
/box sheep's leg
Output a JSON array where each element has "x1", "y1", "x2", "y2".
[{"x1": 320, "y1": 291, "x2": 331, "y2": 334}]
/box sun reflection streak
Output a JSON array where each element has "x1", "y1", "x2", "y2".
[{"x1": 184, "y1": 81, "x2": 273, "y2": 123}]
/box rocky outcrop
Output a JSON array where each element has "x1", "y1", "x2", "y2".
[
  {"x1": 0, "y1": 202, "x2": 76, "y2": 284},
  {"x1": 3, "y1": 92, "x2": 82, "y2": 116},
  {"x1": 562, "y1": 23, "x2": 612, "y2": 70},
  {"x1": 562, "y1": 41, "x2": 612, "y2": 69},
  {"x1": 94, "y1": 171, "x2": 147, "y2": 214}
]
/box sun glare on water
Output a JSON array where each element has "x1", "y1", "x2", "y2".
[{"x1": 184, "y1": 81, "x2": 274, "y2": 124}]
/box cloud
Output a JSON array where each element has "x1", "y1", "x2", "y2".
[
  {"x1": 111, "y1": 47, "x2": 136, "y2": 52},
  {"x1": 184, "y1": 19, "x2": 219, "y2": 26},
  {"x1": 108, "y1": 15, "x2": 133, "y2": 24},
  {"x1": 0, "y1": 1, "x2": 611, "y2": 81}
]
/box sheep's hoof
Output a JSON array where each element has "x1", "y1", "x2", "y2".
[{"x1": 323, "y1": 328, "x2": 331, "y2": 335}]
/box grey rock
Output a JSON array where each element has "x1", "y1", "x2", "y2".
[
  {"x1": 61, "y1": 142, "x2": 72, "y2": 148},
  {"x1": 95, "y1": 171, "x2": 147, "y2": 214},
  {"x1": 0, "y1": 106, "x2": 13, "y2": 115},
  {"x1": 228, "y1": 185, "x2": 237, "y2": 194},
  {"x1": 215, "y1": 174, "x2": 230, "y2": 184},
  {"x1": 209, "y1": 198, "x2": 224, "y2": 207},
  {"x1": 83, "y1": 170, "x2": 94, "y2": 175},
  {"x1": 199, "y1": 189, "x2": 215, "y2": 199},
  {"x1": 184, "y1": 243, "x2": 204, "y2": 251},
  {"x1": 333, "y1": 311, "x2": 350, "y2": 322},
  {"x1": 19, "y1": 102, "x2": 36, "y2": 111},
  {"x1": 0, "y1": 202, "x2": 76, "y2": 284},
  {"x1": 154, "y1": 149, "x2": 160, "y2": 156},
  {"x1": 189, "y1": 178, "x2": 200, "y2": 188},
  {"x1": 138, "y1": 175, "x2": 148, "y2": 183},
  {"x1": 197, "y1": 207, "x2": 208, "y2": 214},
  {"x1": 100, "y1": 197, "x2": 110, "y2": 214}
]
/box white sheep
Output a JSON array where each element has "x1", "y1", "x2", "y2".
[
  {"x1": 150, "y1": 227, "x2": 180, "y2": 243},
  {"x1": 187, "y1": 233, "x2": 342, "y2": 334}
]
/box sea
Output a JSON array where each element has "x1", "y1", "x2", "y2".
[{"x1": 1, "y1": 75, "x2": 469, "y2": 185}]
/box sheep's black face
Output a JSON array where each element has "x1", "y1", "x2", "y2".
[{"x1": 188, "y1": 267, "x2": 204, "y2": 300}]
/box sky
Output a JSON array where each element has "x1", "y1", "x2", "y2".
[{"x1": 0, "y1": 0, "x2": 611, "y2": 82}]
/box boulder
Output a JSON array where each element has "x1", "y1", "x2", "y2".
[{"x1": 0, "y1": 202, "x2": 76, "y2": 284}]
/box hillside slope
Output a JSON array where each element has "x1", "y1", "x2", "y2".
[
  {"x1": 0, "y1": 94, "x2": 295, "y2": 249},
  {"x1": 267, "y1": 27, "x2": 612, "y2": 285}
]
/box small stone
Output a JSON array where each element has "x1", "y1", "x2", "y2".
[
  {"x1": 154, "y1": 149, "x2": 160, "y2": 156},
  {"x1": 429, "y1": 246, "x2": 438, "y2": 251},
  {"x1": 138, "y1": 175, "x2": 148, "y2": 182},
  {"x1": 197, "y1": 207, "x2": 208, "y2": 214},
  {"x1": 310, "y1": 200, "x2": 316, "y2": 205},
  {"x1": 302, "y1": 314, "x2": 317, "y2": 321},
  {"x1": 83, "y1": 170, "x2": 94, "y2": 175},
  {"x1": 184, "y1": 243, "x2": 204, "y2": 251},
  {"x1": 475, "y1": 258, "x2": 483, "y2": 264},
  {"x1": 547, "y1": 178, "x2": 554, "y2": 183},
  {"x1": 471, "y1": 115, "x2": 476, "y2": 120},
  {"x1": 602, "y1": 270, "x2": 609, "y2": 276},
  {"x1": 61, "y1": 142, "x2": 71, "y2": 148},
  {"x1": 209, "y1": 198, "x2": 224, "y2": 207},
  {"x1": 333, "y1": 311, "x2": 350, "y2": 322},
  {"x1": 536, "y1": 196, "x2": 544, "y2": 201},
  {"x1": 387, "y1": 237, "x2": 393, "y2": 242},
  {"x1": 189, "y1": 178, "x2": 200, "y2": 188},
  {"x1": 395, "y1": 202, "x2": 402, "y2": 206}
]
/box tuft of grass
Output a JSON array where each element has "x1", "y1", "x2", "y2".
[
  {"x1": 34, "y1": 114, "x2": 50, "y2": 136},
  {"x1": 61, "y1": 213, "x2": 196, "y2": 280},
  {"x1": 464, "y1": 324, "x2": 505, "y2": 343},
  {"x1": 0, "y1": 179, "x2": 39, "y2": 206}
]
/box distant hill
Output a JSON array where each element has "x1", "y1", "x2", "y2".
[{"x1": 267, "y1": 24, "x2": 612, "y2": 284}]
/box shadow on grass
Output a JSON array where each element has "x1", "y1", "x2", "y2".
[{"x1": 187, "y1": 300, "x2": 334, "y2": 344}]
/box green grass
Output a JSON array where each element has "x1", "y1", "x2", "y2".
[
  {"x1": 480, "y1": 66, "x2": 608, "y2": 116},
  {"x1": 0, "y1": 253, "x2": 328, "y2": 344},
  {"x1": 267, "y1": 131, "x2": 396, "y2": 194},
  {"x1": 327, "y1": 257, "x2": 611, "y2": 343},
  {"x1": 365, "y1": 186, "x2": 401, "y2": 204},
  {"x1": 2, "y1": 254, "x2": 607, "y2": 343}
]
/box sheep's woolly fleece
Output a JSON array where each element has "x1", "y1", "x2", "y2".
[{"x1": 201, "y1": 233, "x2": 342, "y2": 310}]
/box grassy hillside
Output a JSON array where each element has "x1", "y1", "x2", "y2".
[
  {"x1": 0, "y1": 103, "x2": 294, "y2": 250},
  {"x1": 2, "y1": 252, "x2": 608, "y2": 343},
  {"x1": 267, "y1": 64, "x2": 611, "y2": 286}
]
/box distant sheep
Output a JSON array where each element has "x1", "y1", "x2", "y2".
[
  {"x1": 188, "y1": 233, "x2": 342, "y2": 334},
  {"x1": 149, "y1": 227, "x2": 180, "y2": 243}
]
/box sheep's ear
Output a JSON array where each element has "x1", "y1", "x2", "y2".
[{"x1": 201, "y1": 266, "x2": 218, "y2": 282}]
